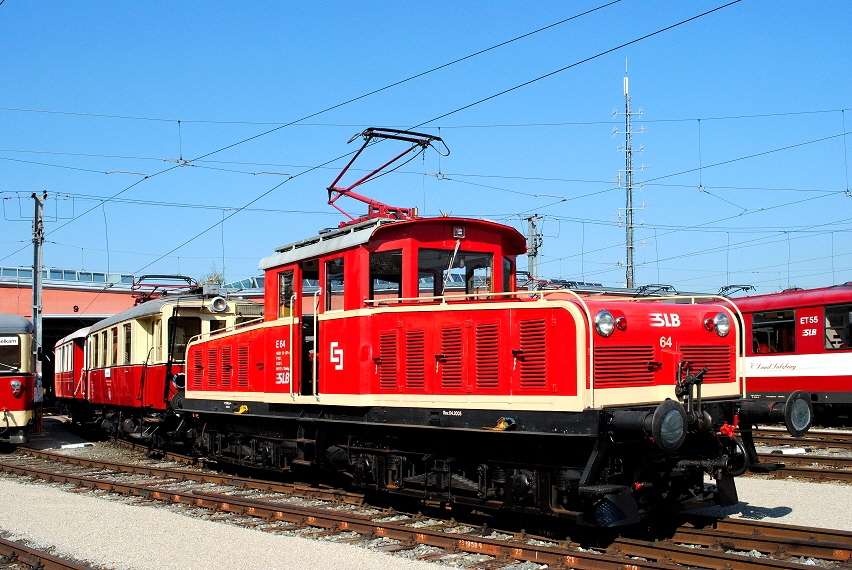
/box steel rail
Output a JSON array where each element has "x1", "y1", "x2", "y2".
[
  {"x1": 0, "y1": 455, "x2": 848, "y2": 569},
  {"x1": 750, "y1": 430, "x2": 852, "y2": 451},
  {"x1": 0, "y1": 535, "x2": 94, "y2": 570},
  {"x1": 16, "y1": 447, "x2": 364, "y2": 504}
]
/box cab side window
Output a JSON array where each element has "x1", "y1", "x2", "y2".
[
  {"x1": 370, "y1": 250, "x2": 402, "y2": 301},
  {"x1": 825, "y1": 304, "x2": 852, "y2": 349},
  {"x1": 752, "y1": 310, "x2": 795, "y2": 353},
  {"x1": 278, "y1": 269, "x2": 294, "y2": 318},
  {"x1": 325, "y1": 257, "x2": 345, "y2": 311}
]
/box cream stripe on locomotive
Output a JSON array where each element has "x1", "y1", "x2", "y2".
[{"x1": 188, "y1": 381, "x2": 743, "y2": 411}]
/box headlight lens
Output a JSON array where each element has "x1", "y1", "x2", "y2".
[
  {"x1": 713, "y1": 313, "x2": 731, "y2": 337},
  {"x1": 10, "y1": 379, "x2": 22, "y2": 396},
  {"x1": 594, "y1": 310, "x2": 615, "y2": 337}
]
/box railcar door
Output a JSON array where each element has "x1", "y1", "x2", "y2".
[{"x1": 298, "y1": 259, "x2": 321, "y2": 397}]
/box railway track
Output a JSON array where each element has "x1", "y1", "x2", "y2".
[
  {"x1": 751, "y1": 428, "x2": 852, "y2": 451},
  {"x1": 0, "y1": 535, "x2": 92, "y2": 569},
  {"x1": 1, "y1": 447, "x2": 851, "y2": 569}
]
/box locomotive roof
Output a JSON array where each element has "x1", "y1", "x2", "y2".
[
  {"x1": 258, "y1": 216, "x2": 527, "y2": 270},
  {"x1": 88, "y1": 294, "x2": 210, "y2": 335},
  {"x1": 0, "y1": 313, "x2": 33, "y2": 334},
  {"x1": 731, "y1": 282, "x2": 852, "y2": 312},
  {"x1": 55, "y1": 326, "x2": 91, "y2": 347}
]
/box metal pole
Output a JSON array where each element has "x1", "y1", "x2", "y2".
[
  {"x1": 31, "y1": 192, "x2": 45, "y2": 431},
  {"x1": 526, "y1": 215, "x2": 542, "y2": 281},
  {"x1": 624, "y1": 72, "x2": 635, "y2": 289}
]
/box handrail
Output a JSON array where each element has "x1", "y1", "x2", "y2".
[
  {"x1": 186, "y1": 316, "x2": 264, "y2": 346},
  {"x1": 289, "y1": 293, "x2": 296, "y2": 401},
  {"x1": 312, "y1": 288, "x2": 321, "y2": 400}
]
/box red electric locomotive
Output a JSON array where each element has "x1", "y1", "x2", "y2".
[
  {"x1": 173, "y1": 129, "x2": 812, "y2": 527},
  {"x1": 731, "y1": 282, "x2": 852, "y2": 421},
  {"x1": 0, "y1": 313, "x2": 35, "y2": 445},
  {"x1": 55, "y1": 277, "x2": 264, "y2": 442}
]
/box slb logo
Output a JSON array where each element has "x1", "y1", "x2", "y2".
[
  {"x1": 329, "y1": 341, "x2": 344, "y2": 370},
  {"x1": 650, "y1": 313, "x2": 681, "y2": 327}
]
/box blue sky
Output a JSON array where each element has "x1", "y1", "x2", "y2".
[{"x1": 1, "y1": 1, "x2": 850, "y2": 294}]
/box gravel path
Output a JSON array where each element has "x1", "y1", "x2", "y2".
[
  {"x1": 694, "y1": 476, "x2": 852, "y2": 531},
  {"x1": 0, "y1": 476, "x2": 436, "y2": 570}
]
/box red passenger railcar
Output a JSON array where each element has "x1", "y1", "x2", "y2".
[
  {"x1": 732, "y1": 283, "x2": 852, "y2": 420},
  {"x1": 55, "y1": 281, "x2": 264, "y2": 442},
  {"x1": 173, "y1": 129, "x2": 813, "y2": 527},
  {"x1": 0, "y1": 313, "x2": 35, "y2": 445}
]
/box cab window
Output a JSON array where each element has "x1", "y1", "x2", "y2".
[
  {"x1": 370, "y1": 250, "x2": 402, "y2": 301},
  {"x1": 325, "y1": 257, "x2": 345, "y2": 311},
  {"x1": 825, "y1": 304, "x2": 852, "y2": 349},
  {"x1": 278, "y1": 269, "x2": 294, "y2": 318},
  {"x1": 0, "y1": 335, "x2": 22, "y2": 374},
  {"x1": 752, "y1": 310, "x2": 795, "y2": 353},
  {"x1": 418, "y1": 249, "x2": 493, "y2": 297}
]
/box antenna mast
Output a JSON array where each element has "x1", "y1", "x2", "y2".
[{"x1": 615, "y1": 59, "x2": 643, "y2": 288}]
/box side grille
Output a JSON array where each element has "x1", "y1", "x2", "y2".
[
  {"x1": 237, "y1": 345, "x2": 249, "y2": 388},
  {"x1": 441, "y1": 326, "x2": 464, "y2": 390},
  {"x1": 220, "y1": 346, "x2": 232, "y2": 389},
  {"x1": 378, "y1": 331, "x2": 398, "y2": 390},
  {"x1": 405, "y1": 330, "x2": 425, "y2": 390},
  {"x1": 594, "y1": 346, "x2": 655, "y2": 385},
  {"x1": 207, "y1": 348, "x2": 218, "y2": 389},
  {"x1": 475, "y1": 322, "x2": 499, "y2": 390},
  {"x1": 680, "y1": 345, "x2": 733, "y2": 384},
  {"x1": 191, "y1": 349, "x2": 202, "y2": 389},
  {"x1": 518, "y1": 318, "x2": 547, "y2": 390}
]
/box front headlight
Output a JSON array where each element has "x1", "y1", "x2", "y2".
[
  {"x1": 595, "y1": 310, "x2": 615, "y2": 337},
  {"x1": 713, "y1": 313, "x2": 731, "y2": 337},
  {"x1": 10, "y1": 379, "x2": 22, "y2": 397}
]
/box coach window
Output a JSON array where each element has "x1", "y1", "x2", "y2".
[
  {"x1": 111, "y1": 327, "x2": 119, "y2": 366},
  {"x1": 325, "y1": 257, "x2": 345, "y2": 311},
  {"x1": 153, "y1": 319, "x2": 162, "y2": 361},
  {"x1": 369, "y1": 250, "x2": 402, "y2": 301},
  {"x1": 825, "y1": 304, "x2": 852, "y2": 349},
  {"x1": 278, "y1": 269, "x2": 295, "y2": 318},
  {"x1": 168, "y1": 317, "x2": 201, "y2": 362},
  {"x1": 124, "y1": 323, "x2": 132, "y2": 364},
  {"x1": 752, "y1": 310, "x2": 795, "y2": 353},
  {"x1": 418, "y1": 249, "x2": 493, "y2": 298},
  {"x1": 90, "y1": 335, "x2": 99, "y2": 368},
  {"x1": 100, "y1": 331, "x2": 108, "y2": 367}
]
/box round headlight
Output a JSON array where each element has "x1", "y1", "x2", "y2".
[
  {"x1": 594, "y1": 310, "x2": 615, "y2": 337},
  {"x1": 10, "y1": 379, "x2": 22, "y2": 396},
  {"x1": 713, "y1": 313, "x2": 731, "y2": 337}
]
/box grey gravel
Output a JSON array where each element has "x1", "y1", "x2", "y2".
[{"x1": 0, "y1": 477, "x2": 436, "y2": 570}]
